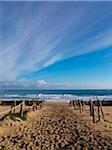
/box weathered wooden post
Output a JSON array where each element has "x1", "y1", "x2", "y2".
[
  {"x1": 28, "y1": 100, "x2": 30, "y2": 106},
  {"x1": 10, "y1": 105, "x2": 13, "y2": 114},
  {"x1": 69, "y1": 100, "x2": 71, "y2": 106},
  {"x1": 92, "y1": 104, "x2": 95, "y2": 123},
  {"x1": 37, "y1": 100, "x2": 39, "y2": 106},
  {"x1": 82, "y1": 101, "x2": 85, "y2": 112},
  {"x1": 81, "y1": 101, "x2": 84, "y2": 112},
  {"x1": 13, "y1": 100, "x2": 16, "y2": 114},
  {"x1": 32, "y1": 99, "x2": 35, "y2": 111},
  {"x1": 89, "y1": 100, "x2": 92, "y2": 116},
  {"x1": 32, "y1": 98, "x2": 35, "y2": 104},
  {"x1": 3, "y1": 101, "x2": 6, "y2": 106},
  {"x1": 20, "y1": 101, "x2": 24, "y2": 117},
  {"x1": 78, "y1": 100, "x2": 80, "y2": 108},
  {"x1": 36, "y1": 101, "x2": 38, "y2": 110},
  {"x1": 76, "y1": 100, "x2": 78, "y2": 109},
  {"x1": 98, "y1": 99, "x2": 100, "y2": 122},
  {"x1": 99, "y1": 101, "x2": 105, "y2": 121},
  {"x1": 77, "y1": 100, "x2": 80, "y2": 113},
  {"x1": 79, "y1": 101, "x2": 82, "y2": 114},
  {"x1": 10, "y1": 101, "x2": 14, "y2": 114},
  {"x1": 74, "y1": 101, "x2": 76, "y2": 109},
  {"x1": 40, "y1": 101, "x2": 42, "y2": 109},
  {"x1": 72, "y1": 100, "x2": 74, "y2": 106}
]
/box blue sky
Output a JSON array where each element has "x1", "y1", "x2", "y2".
[{"x1": 0, "y1": 1, "x2": 112, "y2": 89}]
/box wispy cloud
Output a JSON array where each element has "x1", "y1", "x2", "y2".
[
  {"x1": 0, "y1": 2, "x2": 112, "y2": 81},
  {"x1": 1, "y1": 80, "x2": 112, "y2": 89}
]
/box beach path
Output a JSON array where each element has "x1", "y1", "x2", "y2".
[{"x1": 0, "y1": 102, "x2": 112, "y2": 150}]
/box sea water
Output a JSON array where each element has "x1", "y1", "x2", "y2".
[{"x1": 0, "y1": 89, "x2": 112, "y2": 102}]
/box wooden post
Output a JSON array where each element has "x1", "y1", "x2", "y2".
[
  {"x1": 74, "y1": 101, "x2": 76, "y2": 109},
  {"x1": 98, "y1": 99, "x2": 100, "y2": 122},
  {"x1": 89, "y1": 100, "x2": 92, "y2": 116},
  {"x1": 69, "y1": 100, "x2": 71, "y2": 106},
  {"x1": 82, "y1": 101, "x2": 85, "y2": 112},
  {"x1": 20, "y1": 101, "x2": 24, "y2": 117},
  {"x1": 3, "y1": 101, "x2": 6, "y2": 106},
  {"x1": 28, "y1": 100, "x2": 30, "y2": 106},
  {"x1": 32, "y1": 99, "x2": 35, "y2": 104},
  {"x1": 99, "y1": 101, "x2": 105, "y2": 120},
  {"x1": 40, "y1": 103, "x2": 42, "y2": 109},
  {"x1": 42, "y1": 100, "x2": 44, "y2": 107},
  {"x1": 92, "y1": 104, "x2": 95, "y2": 123},
  {"x1": 76, "y1": 101, "x2": 78, "y2": 108},
  {"x1": 32, "y1": 105, "x2": 35, "y2": 111},
  {"x1": 72, "y1": 100, "x2": 74, "y2": 106},
  {"x1": 81, "y1": 101, "x2": 83, "y2": 112},
  {"x1": 13, "y1": 100, "x2": 16, "y2": 114},
  {"x1": 79, "y1": 101, "x2": 82, "y2": 114},
  {"x1": 10, "y1": 101, "x2": 14, "y2": 114},
  {"x1": 10, "y1": 105, "x2": 13, "y2": 114},
  {"x1": 78, "y1": 100, "x2": 80, "y2": 108},
  {"x1": 36, "y1": 104, "x2": 38, "y2": 110},
  {"x1": 32, "y1": 99, "x2": 35, "y2": 111}
]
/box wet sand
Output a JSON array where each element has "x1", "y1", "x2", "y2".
[{"x1": 0, "y1": 102, "x2": 112, "y2": 149}]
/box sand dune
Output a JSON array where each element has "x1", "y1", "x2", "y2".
[{"x1": 0, "y1": 102, "x2": 112, "y2": 149}]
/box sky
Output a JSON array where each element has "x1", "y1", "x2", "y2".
[{"x1": 0, "y1": 1, "x2": 112, "y2": 89}]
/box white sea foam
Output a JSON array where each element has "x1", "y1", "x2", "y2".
[{"x1": 0, "y1": 93, "x2": 112, "y2": 102}]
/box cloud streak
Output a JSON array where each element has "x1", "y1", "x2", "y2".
[
  {"x1": 0, "y1": 1, "x2": 112, "y2": 81},
  {"x1": 1, "y1": 80, "x2": 112, "y2": 89}
]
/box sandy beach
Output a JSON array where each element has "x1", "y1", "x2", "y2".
[
  {"x1": 1, "y1": 0, "x2": 112, "y2": 149},
  {"x1": 0, "y1": 102, "x2": 112, "y2": 150}
]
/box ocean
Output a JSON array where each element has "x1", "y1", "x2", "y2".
[{"x1": 0, "y1": 89, "x2": 112, "y2": 101}]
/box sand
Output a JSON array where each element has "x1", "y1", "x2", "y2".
[
  {"x1": 0, "y1": 102, "x2": 112, "y2": 150},
  {"x1": 76, "y1": 105, "x2": 112, "y2": 137},
  {"x1": 0, "y1": 106, "x2": 11, "y2": 113}
]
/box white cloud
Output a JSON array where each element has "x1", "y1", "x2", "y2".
[{"x1": 37, "y1": 80, "x2": 47, "y2": 86}]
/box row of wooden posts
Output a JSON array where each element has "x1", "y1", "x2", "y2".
[
  {"x1": 70, "y1": 100, "x2": 85, "y2": 114},
  {"x1": 0, "y1": 99, "x2": 44, "y2": 118},
  {"x1": 70, "y1": 99, "x2": 105, "y2": 123},
  {"x1": 12, "y1": 100, "x2": 44, "y2": 117},
  {"x1": 89, "y1": 99, "x2": 105, "y2": 123}
]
